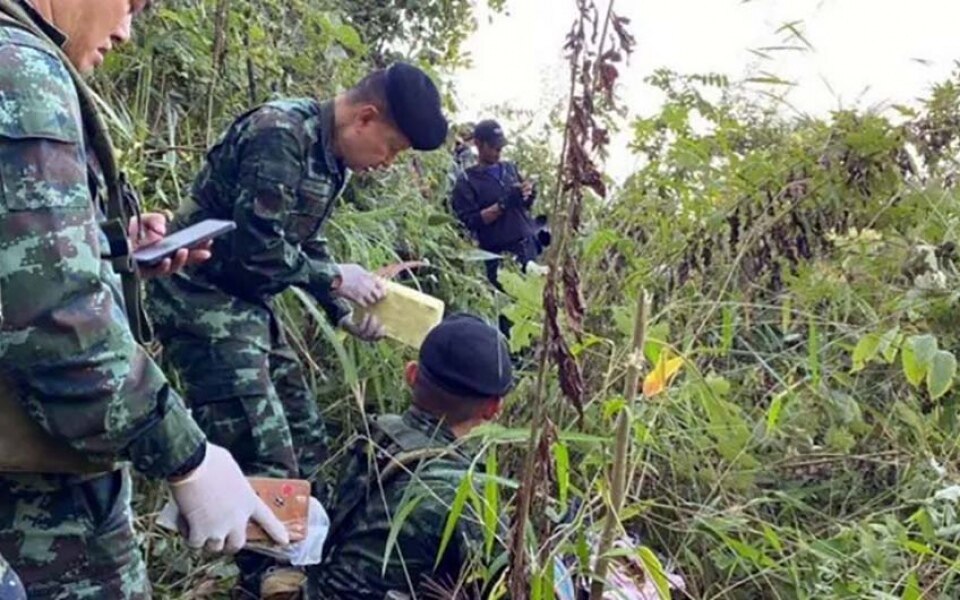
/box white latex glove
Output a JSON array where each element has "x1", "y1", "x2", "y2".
[
  {"x1": 334, "y1": 264, "x2": 386, "y2": 307},
  {"x1": 524, "y1": 261, "x2": 550, "y2": 277},
  {"x1": 168, "y1": 443, "x2": 290, "y2": 553},
  {"x1": 339, "y1": 313, "x2": 386, "y2": 342}
]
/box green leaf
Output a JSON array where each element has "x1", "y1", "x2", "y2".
[
  {"x1": 637, "y1": 546, "x2": 672, "y2": 600},
  {"x1": 552, "y1": 442, "x2": 570, "y2": 509},
  {"x1": 902, "y1": 334, "x2": 938, "y2": 387},
  {"x1": 289, "y1": 287, "x2": 358, "y2": 389},
  {"x1": 911, "y1": 334, "x2": 938, "y2": 366},
  {"x1": 761, "y1": 524, "x2": 783, "y2": 553},
  {"x1": 927, "y1": 350, "x2": 957, "y2": 400},
  {"x1": 851, "y1": 332, "x2": 882, "y2": 372},
  {"x1": 879, "y1": 326, "x2": 902, "y2": 363},
  {"x1": 808, "y1": 319, "x2": 820, "y2": 385},
  {"x1": 382, "y1": 493, "x2": 425, "y2": 575},
  {"x1": 902, "y1": 572, "x2": 921, "y2": 600},
  {"x1": 436, "y1": 473, "x2": 473, "y2": 570},
  {"x1": 765, "y1": 391, "x2": 788, "y2": 433},
  {"x1": 643, "y1": 322, "x2": 671, "y2": 364},
  {"x1": 720, "y1": 305, "x2": 735, "y2": 356},
  {"x1": 483, "y1": 448, "x2": 499, "y2": 558}
]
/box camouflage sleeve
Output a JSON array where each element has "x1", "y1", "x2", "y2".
[
  {"x1": 302, "y1": 234, "x2": 350, "y2": 324},
  {"x1": 0, "y1": 42, "x2": 205, "y2": 479},
  {"x1": 230, "y1": 113, "x2": 345, "y2": 322}
]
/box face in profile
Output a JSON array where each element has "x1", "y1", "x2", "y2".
[
  {"x1": 54, "y1": 0, "x2": 149, "y2": 74},
  {"x1": 338, "y1": 105, "x2": 412, "y2": 172}
]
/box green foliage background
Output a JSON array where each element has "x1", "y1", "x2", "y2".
[{"x1": 97, "y1": 1, "x2": 960, "y2": 598}]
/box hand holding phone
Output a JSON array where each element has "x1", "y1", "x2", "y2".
[{"x1": 133, "y1": 219, "x2": 236, "y2": 267}]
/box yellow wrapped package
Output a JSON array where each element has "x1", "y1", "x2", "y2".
[{"x1": 353, "y1": 280, "x2": 444, "y2": 349}]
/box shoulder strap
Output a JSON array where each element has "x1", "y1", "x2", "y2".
[
  {"x1": 0, "y1": 1, "x2": 151, "y2": 343},
  {"x1": 327, "y1": 416, "x2": 455, "y2": 535}
]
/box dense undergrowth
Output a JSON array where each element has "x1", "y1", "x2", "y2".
[{"x1": 96, "y1": 1, "x2": 960, "y2": 598}]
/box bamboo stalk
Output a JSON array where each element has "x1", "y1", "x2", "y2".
[{"x1": 590, "y1": 288, "x2": 648, "y2": 600}]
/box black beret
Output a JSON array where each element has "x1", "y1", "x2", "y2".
[
  {"x1": 386, "y1": 62, "x2": 449, "y2": 151},
  {"x1": 419, "y1": 313, "x2": 514, "y2": 398}
]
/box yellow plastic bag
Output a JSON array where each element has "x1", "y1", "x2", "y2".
[{"x1": 353, "y1": 281, "x2": 444, "y2": 349}]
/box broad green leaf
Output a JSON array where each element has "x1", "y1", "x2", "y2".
[
  {"x1": 927, "y1": 350, "x2": 957, "y2": 400},
  {"x1": 637, "y1": 546, "x2": 672, "y2": 600},
  {"x1": 910, "y1": 334, "x2": 938, "y2": 368},
  {"x1": 851, "y1": 332, "x2": 882, "y2": 372},
  {"x1": 435, "y1": 474, "x2": 473, "y2": 570},
  {"x1": 902, "y1": 334, "x2": 937, "y2": 388}
]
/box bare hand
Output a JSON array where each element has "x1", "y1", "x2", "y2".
[
  {"x1": 521, "y1": 180, "x2": 534, "y2": 200},
  {"x1": 129, "y1": 212, "x2": 213, "y2": 278}
]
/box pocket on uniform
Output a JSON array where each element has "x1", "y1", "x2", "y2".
[
  {"x1": 0, "y1": 137, "x2": 88, "y2": 211},
  {"x1": 284, "y1": 175, "x2": 332, "y2": 243}
]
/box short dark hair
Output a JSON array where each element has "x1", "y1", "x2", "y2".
[
  {"x1": 345, "y1": 69, "x2": 395, "y2": 124},
  {"x1": 412, "y1": 370, "x2": 490, "y2": 426}
]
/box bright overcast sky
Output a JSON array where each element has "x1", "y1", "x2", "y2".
[{"x1": 453, "y1": 0, "x2": 960, "y2": 183}]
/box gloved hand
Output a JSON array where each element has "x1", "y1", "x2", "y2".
[
  {"x1": 168, "y1": 443, "x2": 290, "y2": 553},
  {"x1": 524, "y1": 260, "x2": 550, "y2": 277},
  {"x1": 334, "y1": 264, "x2": 386, "y2": 307},
  {"x1": 339, "y1": 313, "x2": 386, "y2": 342}
]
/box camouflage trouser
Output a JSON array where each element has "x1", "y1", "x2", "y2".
[
  {"x1": 148, "y1": 273, "x2": 327, "y2": 482},
  {"x1": 0, "y1": 469, "x2": 149, "y2": 599},
  {"x1": 0, "y1": 552, "x2": 25, "y2": 600}
]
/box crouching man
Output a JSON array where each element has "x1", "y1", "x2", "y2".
[{"x1": 309, "y1": 313, "x2": 512, "y2": 599}]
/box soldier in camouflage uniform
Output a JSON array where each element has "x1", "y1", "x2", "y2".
[
  {"x1": 0, "y1": 1, "x2": 289, "y2": 598},
  {"x1": 309, "y1": 314, "x2": 512, "y2": 599},
  {"x1": 146, "y1": 62, "x2": 449, "y2": 596}
]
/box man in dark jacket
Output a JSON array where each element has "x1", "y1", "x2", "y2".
[{"x1": 451, "y1": 120, "x2": 546, "y2": 289}]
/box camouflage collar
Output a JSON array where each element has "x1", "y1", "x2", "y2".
[
  {"x1": 14, "y1": 0, "x2": 66, "y2": 46},
  {"x1": 317, "y1": 99, "x2": 344, "y2": 179},
  {"x1": 403, "y1": 406, "x2": 476, "y2": 460}
]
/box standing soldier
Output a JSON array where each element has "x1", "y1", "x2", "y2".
[
  {"x1": 146, "y1": 62, "x2": 449, "y2": 597},
  {"x1": 0, "y1": 1, "x2": 289, "y2": 598}
]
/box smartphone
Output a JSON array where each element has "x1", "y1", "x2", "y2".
[{"x1": 132, "y1": 219, "x2": 236, "y2": 266}]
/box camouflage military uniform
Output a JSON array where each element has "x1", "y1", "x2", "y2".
[
  {"x1": 147, "y1": 99, "x2": 350, "y2": 484},
  {"x1": 309, "y1": 407, "x2": 503, "y2": 599},
  {"x1": 0, "y1": 554, "x2": 25, "y2": 600},
  {"x1": 0, "y1": 4, "x2": 207, "y2": 598}
]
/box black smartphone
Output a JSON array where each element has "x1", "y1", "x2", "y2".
[{"x1": 133, "y1": 219, "x2": 236, "y2": 266}]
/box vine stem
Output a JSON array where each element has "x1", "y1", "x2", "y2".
[
  {"x1": 590, "y1": 288, "x2": 647, "y2": 599},
  {"x1": 508, "y1": 0, "x2": 622, "y2": 596}
]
